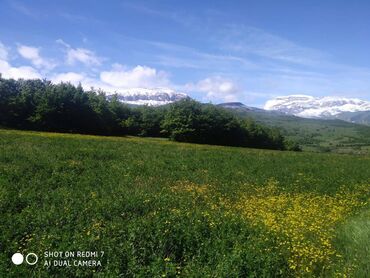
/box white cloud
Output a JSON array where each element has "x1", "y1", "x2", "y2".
[
  {"x1": 51, "y1": 72, "x2": 86, "y2": 85},
  {"x1": 0, "y1": 60, "x2": 41, "y2": 79},
  {"x1": 49, "y1": 64, "x2": 173, "y2": 94},
  {"x1": 145, "y1": 39, "x2": 256, "y2": 71},
  {"x1": 17, "y1": 45, "x2": 56, "y2": 70},
  {"x1": 56, "y1": 39, "x2": 101, "y2": 66},
  {"x1": 100, "y1": 64, "x2": 170, "y2": 88},
  {"x1": 0, "y1": 42, "x2": 8, "y2": 60},
  {"x1": 187, "y1": 76, "x2": 241, "y2": 103},
  {"x1": 50, "y1": 72, "x2": 106, "y2": 92},
  {"x1": 0, "y1": 42, "x2": 41, "y2": 79},
  {"x1": 67, "y1": 48, "x2": 101, "y2": 66},
  {"x1": 6, "y1": 66, "x2": 41, "y2": 79},
  {"x1": 121, "y1": 2, "x2": 196, "y2": 27},
  {"x1": 10, "y1": 1, "x2": 39, "y2": 18},
  {"x1": 218, "y1": 25, "x2": 326, "y2": 66}
]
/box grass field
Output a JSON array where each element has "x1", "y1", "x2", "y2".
[
  {"x1": 232, "y1": 109, "x2": 370, "y2": 154},
  {"x1": 0, "y1": 129, "x2": 369, "y2": 277}
]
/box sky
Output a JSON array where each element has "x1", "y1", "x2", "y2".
[{"x1": 1, "y1": 0, "x2": 370, "y2": 107}]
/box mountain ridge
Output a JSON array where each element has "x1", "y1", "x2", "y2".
[
  {"x1": 111, "y1": 87, "x2": 188, "y2": 106},
  {"x1": 264, "y1": 95, "x2": 370, "y2": 118},
  {"x1": 218, "y1": 100, "x2": 370, "y2": 153}
]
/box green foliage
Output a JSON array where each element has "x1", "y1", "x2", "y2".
[
  {"x1": 284, "y1": 140, "x2": 303, "y2": 152},
  {"x1": 161, "y1": 99, "x2": 201, "y2": 141},
  {"x1": 242, "y1": 119, "x2": 286, "y2": 150},
  {"x1": 161, "y1": 99, "x2": 288, "y2": 149},
  {"x1": 0, "y1": 76, "x2": 298, "y2": 151}
]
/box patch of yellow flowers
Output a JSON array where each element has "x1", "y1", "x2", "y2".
[
  {"x1": 171, "y1": 180, "x2": 369, "y2": 276},
  {"x1": 171, "y1": 181, "x2": 210, "y2": 196},
  {"x1": 235, "y1": 180, "x2": 368, "y2": 275}
]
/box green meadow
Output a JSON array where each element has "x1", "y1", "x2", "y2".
[{"x1": 0, "y1": 129, "x2": 369, "y2": 277}]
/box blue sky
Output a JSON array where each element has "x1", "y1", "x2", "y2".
[{"x1": 1, "y1": 0, "x2": 370, "y2": 107}]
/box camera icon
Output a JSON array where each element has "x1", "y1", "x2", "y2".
[{"x1": 12, "y1": 253, "x2": 38, "y2": 265}]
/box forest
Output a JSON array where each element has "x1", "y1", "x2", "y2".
[{"x1": 0, "y1": 76, "x2": 300, "y2": 151}]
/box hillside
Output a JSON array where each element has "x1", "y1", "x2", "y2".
[
  {"x1": 0, "y1": 129, "x2": 369, "y2": 277},
  {"x1": 334, "y1": 110, "x2": 370, "y2": 126},
  {"x1": 219, "y1": 104, "x2": 370, "y2": 153}
]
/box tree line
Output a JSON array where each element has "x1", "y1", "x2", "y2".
[{"x1": 0, "y1": 76, "x2": 301, "y2": 151}]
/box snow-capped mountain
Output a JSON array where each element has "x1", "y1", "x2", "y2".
[
  {"x1": 112, "y1": 88, "x2": 188, "y2": 106},
  {"x1": 264, "y1": 95, "x2": 370, "y2": 118}
]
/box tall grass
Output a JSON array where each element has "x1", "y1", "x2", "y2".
[
  {"x1": 333, "y1": 209, "x2": 370, "y2": 277},
  {"x1": 0, "y1": 129, "x2": 369, "y2": 277}
]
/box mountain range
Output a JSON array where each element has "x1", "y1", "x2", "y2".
[
  {"x1": 264, "y1": 95, "x2": 370, "y2": 125},
  {"x1": 108, "y1": 90, "x2": 370, "y2": 153},
  {"x1": 112, "y1": 88, "x2": 188, "y2": 106},
  {"x1": 218, "y1": 101, "x2": 370, "y2": 154},
  {"x1": 218, "y1": 96, "x2": 370, "y2": 126},
  {"x1": 112, "y1": 90, "x2": 370, "y2": 126}
]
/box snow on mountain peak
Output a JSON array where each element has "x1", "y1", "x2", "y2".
[
  {"x1": 264, "y1": 95, "x2": 370, "y2": 118},
  {"x1": 111, "y1": 87, "x2": 188, "y2": 106}
]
